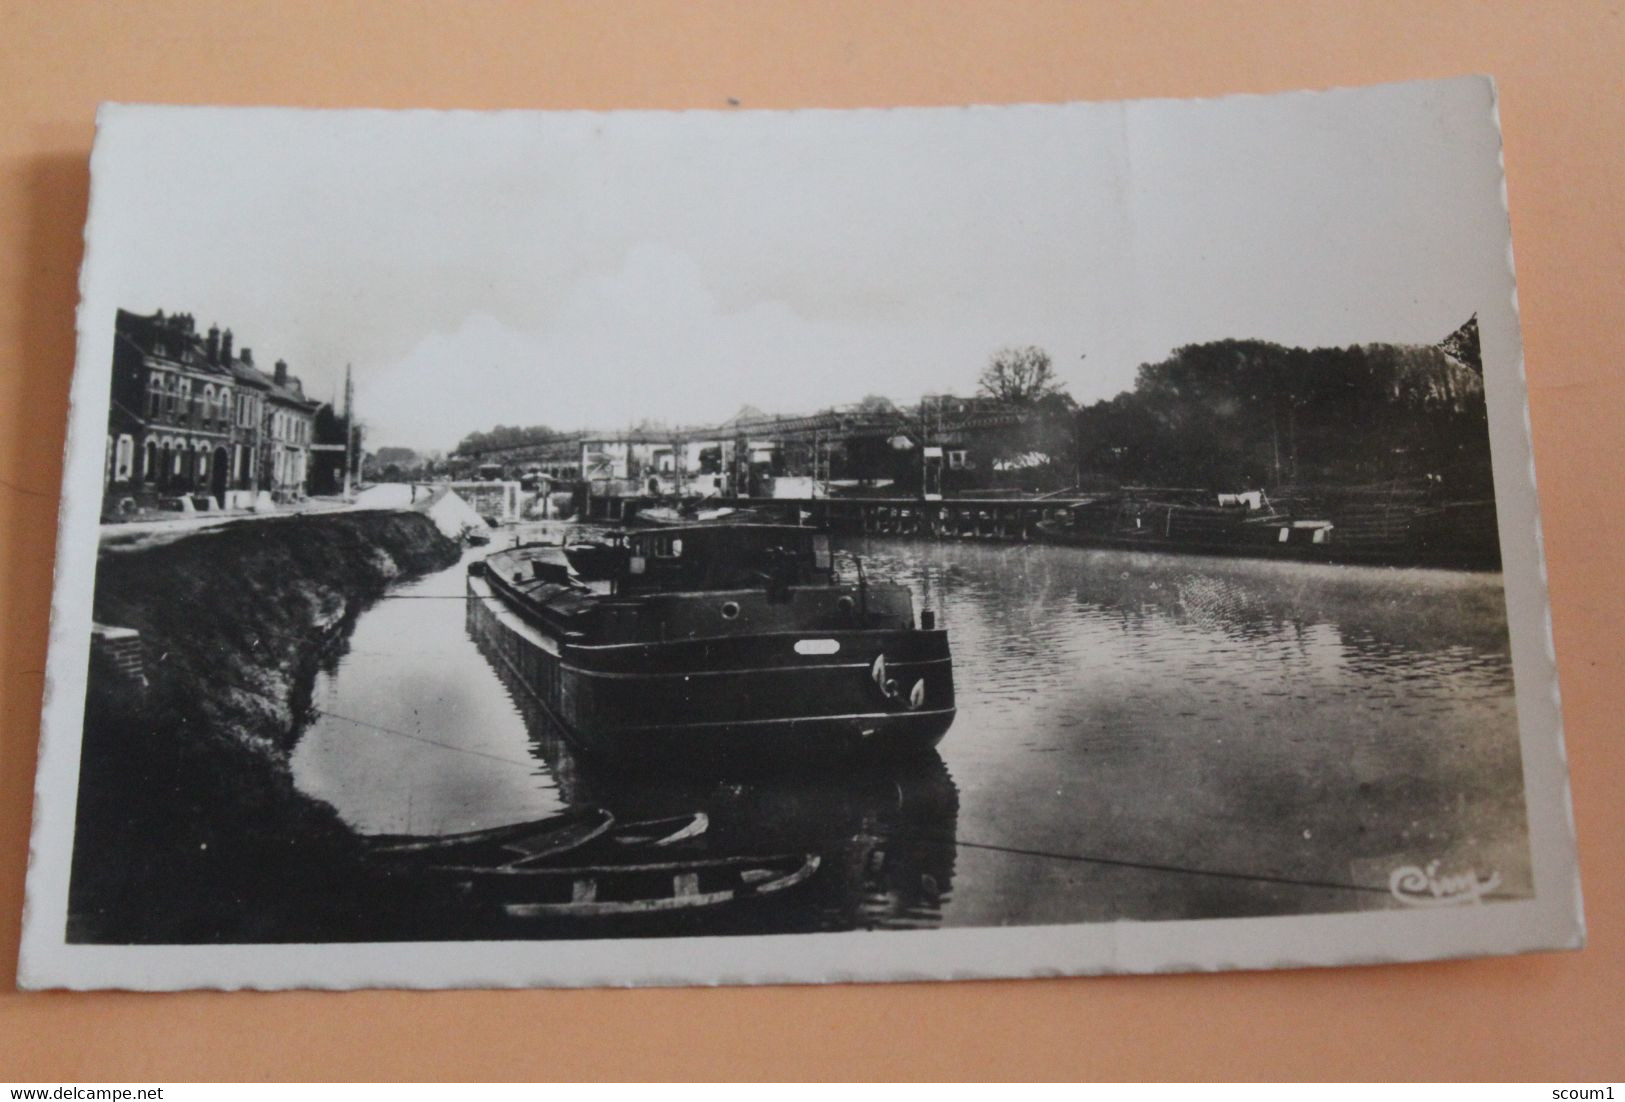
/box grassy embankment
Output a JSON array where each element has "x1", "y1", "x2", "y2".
[{"x1": 69, "y1": 510, "x2": 461, "y2": 943}]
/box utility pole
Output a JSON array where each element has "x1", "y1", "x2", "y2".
[
  {"x1": 920, "y1": 398, "x2": 928, "y2": 498},
  {"x1": 342, "y1": 363, "x2": 355, "y2": 499}
]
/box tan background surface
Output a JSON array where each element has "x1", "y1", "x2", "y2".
[{"x1": 1, "y1": 0, "x2": 1620, "y2": 1081}]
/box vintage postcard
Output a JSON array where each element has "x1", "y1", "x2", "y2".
[{"x1": 20, "y1": 77, "x2": 1582, "y2": 989}]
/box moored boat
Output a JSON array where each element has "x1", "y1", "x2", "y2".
[
  {"x1": 1035, "y1": 490, "x2": 1500, "y2": 569},
  {"x1": 627, "y1": 502, "x2": 769, "y2": 527},
  {"x1": 465, "y1": 853, "x2": 823, "y2": 919},
  {"x1": 364, "y1": 808, "x2": 711, "y2": 872},
  {"x1": 364, "y1": 807, "x2": 616, "y2": 867},
  {"x1": 603, "y1": 811, "x2": 709, "y2": 850},
  {"x1": 467, "y1": 523, "x2": 955, "y2": 768}
]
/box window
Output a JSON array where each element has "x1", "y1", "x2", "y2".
[
  {"x1": 147, "y1": 374, "x2": 163, "y2": 416},
  {"x1": 948, "y1": 449, "x2": 968, "y2": 470}
]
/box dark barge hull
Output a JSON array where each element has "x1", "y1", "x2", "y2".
[
  {"x1": 1033, "y1": 517, "x2": 1502, "y2": 571},
  {"x1": 467, "y1": 571, "x2": 955, "y2": 768}
]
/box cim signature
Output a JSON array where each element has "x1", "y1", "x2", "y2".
[{"x1": 1389, "y1": 860, "x2": 1502, "y2": 907}]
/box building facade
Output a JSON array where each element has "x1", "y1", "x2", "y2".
[
  {"x1": 103, "y1": 308, "x2": 321, "y2": 513},
  {"x1": 261, "y1": 359, "x2": 319, "y2": 501},
  {"x1": 450, "y1": 395, "x2": 1067, "y2": 509}
]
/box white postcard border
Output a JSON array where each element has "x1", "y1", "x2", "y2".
[{"x1": 18, "y1": 77, "x2": 1583, "y2": 990}]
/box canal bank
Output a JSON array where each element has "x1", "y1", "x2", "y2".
[
  {"x1": 65, "y1": 510, "x2": 1533, "y2": 943},
  {"x1": 69, "y1": 510, "x2": 461, "y2": 942}
]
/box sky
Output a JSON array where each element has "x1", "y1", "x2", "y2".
[{"x1": 82, "y1": 78, "x2": 1510, "y2": 452}]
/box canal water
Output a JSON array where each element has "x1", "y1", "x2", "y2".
[{"x1": 290, "y1": 531, "x2": 1530, "y2": 934}]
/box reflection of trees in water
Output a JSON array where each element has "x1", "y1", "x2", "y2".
[
  {"x1": 847, "y1": 537, "x2": 1511, "y2": 680},
  {"x1": 467, "y1": 604, "x2": 961, "y2": 936}
]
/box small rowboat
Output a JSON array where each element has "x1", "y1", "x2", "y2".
[
  {"x1": 605, "y1": 811, "x2": 709, "y2": 850},
  {"x1": 435, "y1": 852, "x2": 822, "y2": 919},
  {"x1": 365, "y1": 807, "x2": 615, "y2": 868},
  {"x1": 366, "y1": 808, "x2": 709, "y2": 871}
]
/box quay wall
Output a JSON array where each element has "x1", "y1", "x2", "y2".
[{"x1": 69, "y1": 510, "x2": 461, "y2": 943}]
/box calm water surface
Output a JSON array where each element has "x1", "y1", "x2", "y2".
[{"x1": 290, "y1": 530, "x2": 1529, "y2": 933}]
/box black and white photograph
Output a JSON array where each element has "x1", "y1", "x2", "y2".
[{"x1": 20, "y1": 77, "x2": 1580, "y2": 989}]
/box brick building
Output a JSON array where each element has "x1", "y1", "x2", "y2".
[{"x1": 103, "y1": 308, "x2": 321, "y2": 514}]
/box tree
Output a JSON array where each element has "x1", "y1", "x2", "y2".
[
  {"x1": 978, "y1": 345, "x2": 1068, "y2": 405},
  {"x1": 1070, "y1": 338, "x2": 1491, "y2": 492}
]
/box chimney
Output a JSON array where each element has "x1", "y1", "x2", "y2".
[
  {"x1": 221, "y1": 328, "x2": 234, "y2": 363},
  {"x1": 274, "y1": 359, "x2": 289, "y2": 387},
  {"x1": 240, "y1": 347, "x2": 253, "y2": 366},
  {"x1": 206, "y1": 325, "x2": 221, "y2": 364}
]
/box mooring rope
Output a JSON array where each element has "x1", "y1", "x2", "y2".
[
  {"x1": 311, "y1": 707, "x2": 544, "y2": 771},
  {"x1": 180, "y1": 617, "x2": 1514, "y2": 903}
]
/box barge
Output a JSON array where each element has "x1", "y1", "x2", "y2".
[
  {"x1": 1035, "y1": 494, "x2": 1502, "y2": 569},
  {"x1": 467, "y1": 524, "x2": 955, "y2": 768}
]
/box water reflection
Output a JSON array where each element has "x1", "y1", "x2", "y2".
[
  {"x1": 844, "y1": 539, "x2": 1529, "y2": 923},
  {"x1": 292, "y1": 531, "x2": 1530, "y2": 935},
  {"x1": 471, "y1": 601, "x2": 961, "y2": 934}
]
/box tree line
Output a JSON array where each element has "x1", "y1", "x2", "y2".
[
  {"x1": 455, "y1": 423, "x2": 568, "y2": 455},
  {"x1": 1071, "y1": 339, "x2": 1490, "y2": 493},
  {"x1": 441, "y1": 336, "x2": 1493, "y2": 496}
]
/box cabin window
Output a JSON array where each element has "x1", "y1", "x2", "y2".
[{"x1": 813, "y1": 534, "x2": 831, "y2": 569}]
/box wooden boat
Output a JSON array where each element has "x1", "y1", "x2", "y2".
[
  {"x1": 445, "y1": 852, "x2": 823, "y2": 919},
  {"x1": 604, "y1": 811, "x2": 709, "y2": 850},
  {"x1": 467, "y1": 523, "x2": 955, "y2": 767},
  {"x1": 366, "y1": 808, "x2": 709, "y2": 870},
  {"x1": 364, "y1": 807, "x2": 615, "y2": 867},
  {"x1": 628, "y1": 503, "x2": 770, "y2": 528}
]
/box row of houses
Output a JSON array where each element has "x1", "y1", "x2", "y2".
[
  {"x1": 457, "y1": 395, "x2": 1058, "y2": 503},
  {"x1": 102, "y1": 308, "x2": 323, "y2": 514}
]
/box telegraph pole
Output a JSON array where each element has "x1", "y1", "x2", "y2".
[{"x1": 342, "y1": 363, "x2": 355, "y2": 499}]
